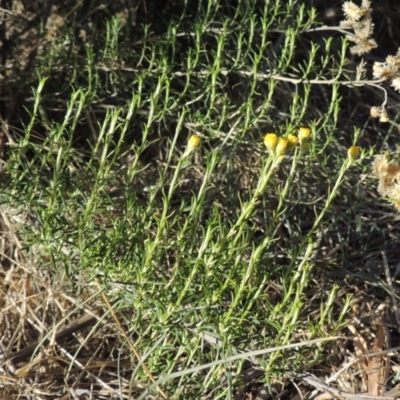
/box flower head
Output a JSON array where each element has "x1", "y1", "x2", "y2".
[
  {"x1": 373, "y1": 153, "x2": 400, "y2": 212},
  {"x1": 379, "y1": 108, "x2": 389, "y2": 123},
  {"x1": 373, "y1": 62, "x2": 397, "y2": 80},
  {"x1": 391, "y1": 77, "x2": 400, "y2": 92},
  {"x1": 275, "y1": 138, "x2": 289, "y2": 157},
  {"x1": 184, "y1": 135, "x2": 201, "y2": 156},
  {"x1": 286, "y1": 134, "x2": 298, "y2": 150},
  {"x1": 386, "y1": 53, "x2": 400, "y2": 68},
  {"x1": 370, "y1": 106, "x2": 381, "y2": 118},
  {"x1": 263, "y1": 133, "x2": 279, "y2": 155},
  {"x1": 349, "y1": 37, "x2": 377, "y2": 56},
  {"x1": 341, "y1": 0, "x2": 376, "y2": 56},
  {"x1": 298, "y1": 127, "x2": 311, "y2": 143},
  {"x1": 347, "y1": 145, "x2": 360, "y2": 161},
  {"x1": 343, "y1": 1, "x2": 363, "y2": 21}
]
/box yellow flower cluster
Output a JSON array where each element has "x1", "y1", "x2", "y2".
[{"x1": 263, "y1": 127, "x2": 311, "y2": 157}]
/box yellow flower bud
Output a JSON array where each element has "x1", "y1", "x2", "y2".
[
  {"x1": 263, "y1": 133, "x2": 279, "y2": 155},
  {"x1": 347, "y1": 145, "x2": 360, "y2": 161},
  {"x1": 286, "y1": 134, "x2": 299, "y2": 150},
  {"x1": 298, "y1": 127, "x2": 311, "y2": 143},
  {"x1": 184, "y1": 135, "x2": 201, "y2": 156},
  {"x1": 275, "y1": 138, "x2": 289, "y2": 156}
]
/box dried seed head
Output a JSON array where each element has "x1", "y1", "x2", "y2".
[
  {"x1": 341, "y1": 1, "x2": 376, "y2": 55},
  {"x1": 343, "y1": 1, "x2": 363, "y2": 21},
  {"x1": 340, "y1": 19, "x2": 357, "y2": 29},
  {"x1": 356, "y1": 59, "x2": 367, "y2": 80},
  {"x1": 361, "y1": 0, "x2": 371, "y2": 9},
  {"x1": 370, "y1": 106, "x2": 381, "y2": 118},
  {"x1": 385, "y1": 55, "x2": 400, "y2": 67},
  {"x1": 349, "y1": 37, "x2": 377, "y2": 56},
  {"x1": 373, "y1": 154, "x2": 400, "y2": 206},
  {"x1": 379, "y1": 108, "x2": 389, "y2": 123},
  {"x1": 391, "y1": 77, "x2": 400, "y2": 92},
  {"x1": 372, "y1": 62, "x2": 397, "y2": 80}
]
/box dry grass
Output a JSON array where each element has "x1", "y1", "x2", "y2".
[{"x1": 0, "y1": 206, "x2": 144, "y2": 399}]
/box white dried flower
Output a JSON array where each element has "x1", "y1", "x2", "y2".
[
  {"x1": 386, "y1": 55, "x2": 397, "y2": 66},
  {"x1": 373, "y1": 153, "x2": 400, "y2": 212},
  {"x1": 361, "y1": 0, "x2": 371, "y2": 9},
  {"x1": 354, "y1": 18, "x2": 374, "y2": 39},
  {"x1": 356, "y1": 59, "x2": 367, "y2": 80},
  {"x1": 391, "y1": 77, "x2": 400, "y2": 92},
  {"x1": 379, "y1": 108, "x2": 389, "y2": 123},
  {"x1": 350, "y1": 37, "x2": 377, "y2": 55},
  {"x1": 386, "y1": 53, "x2": 400, "y2": 68},
  {"x1": 343, "y1": 1, "x2": 363, "y2": 21},
  {"x1": 372, "y1": 62, "x2": 397, "y2": 80},
  {"x1": 372, "y1": 62, "x2": 384, "y2": 79},
  {"x1": 341, "y1": 0, "x2": 376, "y2": 55},
  {"x1": 370, "y1": 106, "x2": 381, "y2": 118},
  {"x1": 340, "y1": 19, "x2": 357, "y2": 29}
]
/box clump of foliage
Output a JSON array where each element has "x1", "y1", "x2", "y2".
[{"x1": 1, "y1": 0, "x2": 400, "y2": 399}]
